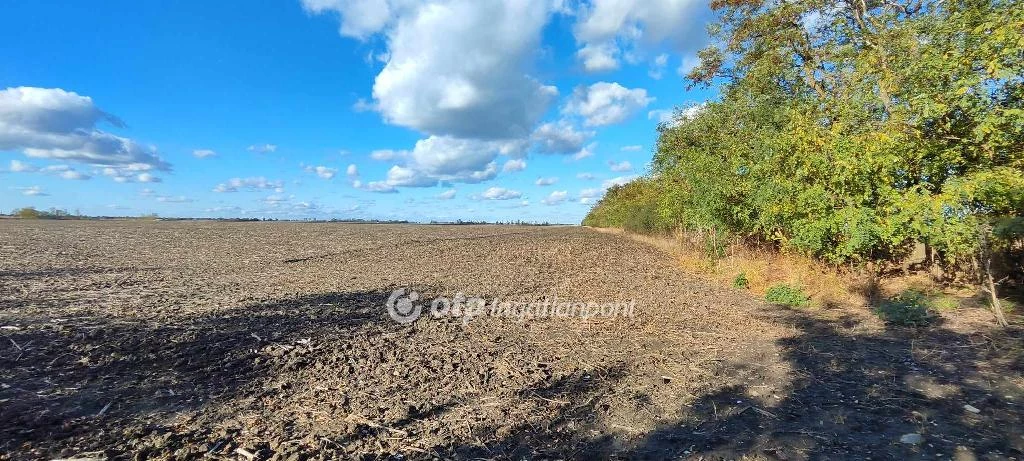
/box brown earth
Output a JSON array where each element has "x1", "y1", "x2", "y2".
[{"x1": 0, "y1": 220, "x2": 1021, "y2": 460}]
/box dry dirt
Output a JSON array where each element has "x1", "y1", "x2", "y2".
[{"x1": 0, "y1": 220, "x2": 1021, "y2": 460}]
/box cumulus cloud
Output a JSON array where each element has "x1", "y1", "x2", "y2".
[
  {"x1": 531, "y1": 120, "x2": 594, "y2": 155},
  {"x1": 136, "y1": 172, "x2": 160, "y2": 183},
  {"x1": 300, "y1": 0, "x2": 396, "y2": 39},
  {"x1": 247, "y1": 143, "x2": 277, "y2": 154},
  {"x1": 480, "y1": 187, "x2": 522, "y2": 200},
  {"x1": 308, "y1": 0, "x2": 561, "y2": 140},
  {"x1": 16, "y1": 185, "x2": 47, "y2": 196},
  {"x1": 621, "y1": 145, "x2": 642, "y2": 152},
  {"x1": 372, "y1": 136, "x2": 528, "y2": 188},
  {"x1": 573, "y1": 0, "x2": 709, "y2": 72},
  {"x1": 303, "y1": 164, "x2": 338, "y2": 179},
  {"x1": 535, "y1": 177, "x2": 558, "y2": 186},
  {"x1": 370, "y1": 149, "x2": 405, "y2": 161},
  {"x1": 573, "y1": 142, "x2": 598, "y2": 161},
  {"x1": 579, "y1": 187, "x2": 601, "y2": 199},
  {"x1": 362, "y1": 181, "x2": 398, "y2": 193},
  {"x1": 577, "y1": 172, "x2": 596, "y2": 180},
  {"x1": 346, "y1": 164, "x2": 358, "y2": 177},
  {"x1": 577, "y1": 42, "x2": 620, "y2": 72},
  {"x1": 193, "y1": 149, "x2": 216, "y2": 158},
  {"x1": 542, "y1": 190, "x2": 568, "y2": 205},
  {"x1": 563, "y1": 82, "x2": 653, "y2": 127},
  {"x1": 608, "y1": 160, "x2": 632, "y2": 172},
  {"x1": 648, "y1": 103, "x2": 705, "y2": 126},
  {"x1": 437, "y1": 189, "x2": 457, "y2": 200},
  {"x1": 602, "y1": 175, "x2": 637, "y2": 189},
  {"x1": 503, "y1": 158, "x2": 526, "y2": 173},
  {"x1": 9, "y1": 159, "x2": 37, "y2": 172},
  {"x1": 213, "y1": 177, "x2": 285, "y2": 193},
  {"x1": 648, "y1": 53, "x2": 668, "y2": 79},
  {"x1": 0, "y1": 87, "x2": 170, "y2": 181},
  {"x1": 36, "y1": 164, "x2": 91, "y2": 180}
]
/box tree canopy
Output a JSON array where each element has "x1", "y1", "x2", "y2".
[{"x1": 585, "y1": 0, "x2": 1023, "y2": 271}]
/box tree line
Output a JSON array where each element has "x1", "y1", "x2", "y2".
[{"x1": 584, "y1": 0, "x2": 1022, "y2": 319}]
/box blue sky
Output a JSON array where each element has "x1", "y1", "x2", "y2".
[{"x1": 0, "y1": 0, "x2": 714, "y2": 223}]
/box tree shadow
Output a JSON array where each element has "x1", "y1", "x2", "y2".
[
  {"x1": 0, "y1": 289, "x2": 401, "y2": 458},
  {"x1": 623, "y1": 308, "x2": 1024, "y2": 460}
]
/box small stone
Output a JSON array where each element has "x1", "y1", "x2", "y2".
[
  {"x1": 900, "y1": 433, "x2": 924, "y2": 445},
  {"x1": 963, "y1": 404, "x2": 981, "y2": 414}
]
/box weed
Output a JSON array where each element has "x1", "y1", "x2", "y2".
[
  {"x1": 765, "y1": 284, "x2": 810, "y2": 307},
  {"x1": 733, "y1": 272, "x2": 749, "y2": 289},
  {"x1": 875, "y1": 290, "x2": 935, "y2": 326}
]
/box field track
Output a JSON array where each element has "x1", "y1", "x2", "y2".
[{"x1": 1, "y1": 220, "x2": 1021, "y2": 460}]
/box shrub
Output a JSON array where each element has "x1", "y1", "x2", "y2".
[
  {"x1": 13, "y1": 207, "x2": 42, "y2": 219},
  {"x1": 732, "y1": 272, "x2": 749, "y2": 289},
  {"x1": 875, "y1": 290, "x2": 935, "y2": 326},
  {"x1": 765, "y1": 284, "x2": 809, "y2": 307}
]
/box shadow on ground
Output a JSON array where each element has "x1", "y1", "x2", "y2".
[
  {"x1": 449, "y1": 308, "x2": 1024, "y2": 460},
  {"x1": 2, "y1": 289, "x2": 1021, "y2": 460},
  {"x1": 0, "y1": 290, "x2": 398, "y2": 458}
]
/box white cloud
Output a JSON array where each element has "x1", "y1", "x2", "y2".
[
  {"x1": 648, "y1": 53, "x2": 668, "y2": 79},
  {"x1": 647, "y1": 108, "x2": 674, "y2": 124},
  {"x1": 608, "y1": 160, "x2": 632, "y2": 172},
  {"x1": 676, "y1": 55, "x2": 701, "y2": 78},
  {"x1": 363, "y1": 181, "x2": 398, "y2": 193},
  {"x1": 620, "y1": 145, "x2": 642, "y2": 152},
  {"x1": 577, "y1": 42, "x2": 620, "y2": 72},
  {"x1": 247, "y1": 143, "x2": 277, "y2": 154},
  {"x1": 573, "y1": 0, "x2": 708, "y2": 71},
  {"x1": 17, "y1": 186, "x2": 47, "y2": 196},
  {"x1": 437, "y1": 189, "x2": 457, "y2": 200},
  {"x1": 213, "y1": 177, "x2": 285, "y2": 193},
  {"x1": 346, "y1": 164, "x2": 358, "y2": 177},
  {"x1": 370, "y1": 149, "x2": 406, "y2": 161},
  {"x1": 503, "y1": 158, "x2": 527, "y2": 172},
  {"x1": 262, "y1": 194, "x2": 290, "y2": 205},
  {"x1": 38, "y1": 164, "x2": 91, "y2": 180},
  {"x1": 602, "y1": 175, "x2": 637, "y2": 189},
  {"x1": 193, "y1": 149, "x2": 216, "y2": 159},
  {"x1": 136, "y1": 172, "x2": 160, "y2": 183},
  {"x1": 573, "y1": 142, "x2": 598, "y2": 161},
  {"x1": 376, "y1": 135, "x2": 524, "y2": 188},
  {"x1": 531, "y1": 120, "x2": 593, "y2": 154},
  {"x1": 535, "y1": 177, "x2": 558, "y2": 186},
  {"x1": 480, "y1": 187, "x2": 522, "y2": 200},
  {"x1": 577, "y1": 172, "x2": 596, "y2": 180},
  {"x1": 579, "y1": 187, "x2": 601, "y2": 199},
  {"x1": 306, "y1": 0, "x2": 560, "y2": 139},
  {"x1": 156, "y1": 195, "x2": 192, "y2": 203},
  {"x1": 300, "y1": 0, "x2": 395, "y2": 39},
  {"x1": 303, "y1": 164, "x2": 338, "y2": 179},
  {"x1": 648, "y1": 103, "x2": 705, "y2": 126},
  {"x1": 9, "y1": 159, "x2": 36, "y2": 172},
  {"x1": 0, "y1": 87, "x2": 170, "y2": 178},
  {"x1": 563, "y1": 82, "x2": 653, "y2": 127},
  {"x1": 542, "y1": 190, "x2": 568, "y2": 205}
]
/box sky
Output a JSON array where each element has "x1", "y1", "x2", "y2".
[{"x1": 0, "y1": 0, "x2": 715, "y2": 223}]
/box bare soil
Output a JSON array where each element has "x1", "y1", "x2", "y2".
[{"x1": 0, "y1": 220, "x2": 1021, "y2": 460}]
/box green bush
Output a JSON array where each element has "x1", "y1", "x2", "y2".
[
  {"x1": 732, "y1": 272, "x2": 749, "y2": 289},
  {"x1": 875, "y1": 290, "x2": 935, "y2": 326},
  {"x1": 581, "y1": 0, "x2": 1024, "y2": 283},
  {"x1": 764, "y1": 284, "x2": 810, "y2": 307}
]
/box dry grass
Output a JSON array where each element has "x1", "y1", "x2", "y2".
[{"x1": 589, "y1": 227, "x2": 993, "y2": 314}]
